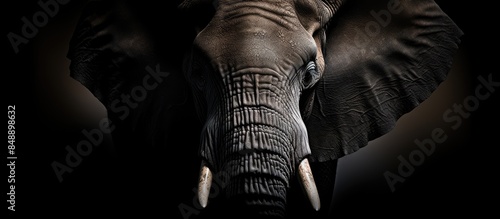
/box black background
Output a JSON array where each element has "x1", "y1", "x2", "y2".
[{"x1": 3, "y1": 0, "x2": 498, "y2": 218}]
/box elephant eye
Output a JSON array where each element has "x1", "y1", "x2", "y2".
[{"x1": 302, "y1": 61, "x2": 320, "y2": 89}]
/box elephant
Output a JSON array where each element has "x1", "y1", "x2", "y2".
[{"x1": 66, "y1": 0, "x2": 462, "y2": 218}]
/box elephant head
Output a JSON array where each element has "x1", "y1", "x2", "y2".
[
  {"x1": 67, "y1": 0, "x2": 462, "y2": 218},
  {"x1": 182, "y1": 0, "x2": 343, "y2": 215}
]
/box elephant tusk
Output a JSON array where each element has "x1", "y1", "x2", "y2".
[
  {"x1": 298, "y1": 158, "x2": 320, "y2": 211},
  {"x1": 198, "y1": 162, "x2": 213, "y2": 208}
]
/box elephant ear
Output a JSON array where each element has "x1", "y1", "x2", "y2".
[
  {"x1": 306, "y1": 0, "x2": 463, "y2": 162},
  {"x1": 67, "y1": 0, "x2": 198, "y2": 150}
]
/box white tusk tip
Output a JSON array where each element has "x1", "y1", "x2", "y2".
[
  {"x1": 198, "y1": 163, "x2": 212, "y2": 208},
  {"x1": 298, "y1": 158, "x2": 321, "y2": 211}
]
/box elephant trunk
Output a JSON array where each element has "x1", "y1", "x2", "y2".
[
  {"x1": 223, "y1": 125, "x2": 293, "y2": 217},
  {"x1": 198, "y1": 104, "x2": 319, "y2": 217}
]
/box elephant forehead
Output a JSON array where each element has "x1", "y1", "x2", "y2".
[
  {"x1": 218, "y1": 0, "x2": 300, "y2": 29},
  {"x1": 198, "y1": 34, "x2": 313, "y2": 78},
  {"x1": 194, "y1": 12, "x2": 316, "y2": 77}
]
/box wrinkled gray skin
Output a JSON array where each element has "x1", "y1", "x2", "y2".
[{"x1": 184, "y1": 0, "x2": 342, "y2": 217}]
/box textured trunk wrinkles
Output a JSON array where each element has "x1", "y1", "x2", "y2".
[
  {"x1": 223, "y1": 123, "x2": 291, "y2": 157},
  {"x1": 223, "y1": 125, "x2": 293, "y2": 187},
  {"x1": 223, "y1": 142, "x2": 290, "y2": 218},
  {"x1": 218, "y1": 109, "x2": 297, "y2": 193},
  {"x1": 215, "y1": 71, "x2": 304, "y2": 172},
  {"x1": 222, "y1": 71, "x2": 291, "y2": 113},
  {"x1": 199, "y1": 70, "x2": 309, "y2": 217},
  {"x1": 214, "y1": 115, "x2": 295, "y2": 217}
]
